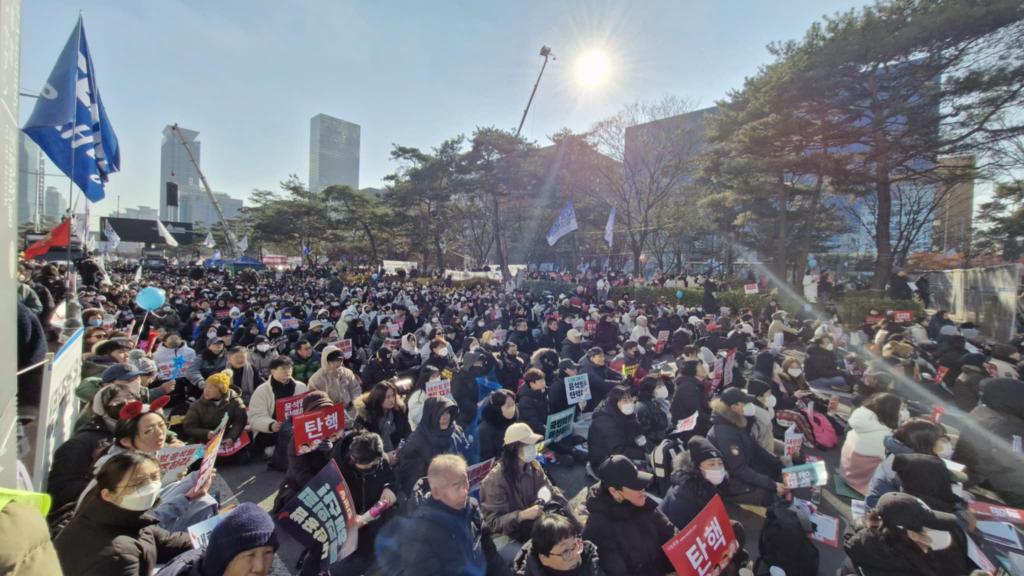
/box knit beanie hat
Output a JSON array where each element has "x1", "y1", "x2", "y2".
[
  {"x1": 302, "y1": 390, "x2": 333, "y2": 413},
  {"x1": 688, "y1": 436, "x2": 722, "y2": 466},
  {"x1": 201, "y1": 502, "x2": 278, "y2": 576},
  {"x1": 746, "y1": 379, "x2": 772, "y2": 399},
  {"x1": 205, "y1": 371, "x2": 232, "y2": 396}
]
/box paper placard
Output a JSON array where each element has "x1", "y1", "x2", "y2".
[
  {"x1": 156, "y1": 444, "x2": 204, "y2": 484},
  {"x1": 784, "y1": 426, "x2": 803, "y2": 457},
  {"x1": 782, "y1": 460, "x2": 828, "y2": 489},
  {"x1": 933, "y1": 366, "x2": 949, "y2": 385},
  {"x1": 281, "y1": 317, "x2": 300, "y2": 331},
  {"x1": 655, "y1": 330, "x2": 670, "y2": 353},
  {"x1": 970, "y1": 501, "x2": 1024, "y2": 524},
  {"x1": 564, "y1": 374, "x2": 591, "y2": 406},
  {"x1": 544, "y1": 407, "x2": 576, "y2": 443},
  {"x1": 744, "y1": 284, "x2": 759, "y2": 295},
  {"x1": 189, "y1": 414, "x2": 227, "y2": 499},
  {"x1": 426, "y1": 378, "x2": 452, "y2": 400},
  {"x1": 293, "y1": 405, "x2": 346, "y2": 453},
  {"x1": 187, "y1": 514, "x2": 225, "y2": 549},
  {"x1": 893, "y1": 310, "x2": 914, "y2": 323},
  {"x1": 977, "y1": 520, "x2": 1023, "y2": 550},
  {"x1": 662, "y1": 494, "x2": 739, "y2": 576},
  {"x1": 676, "y1": 411, "x2": 699, "y2": 433},
  {"x1": 275, "y1": 392, "x2": 312, "y2": 422},
  {"x1": 493, "y1": 329, "x2": 508, "y2": 344},
  {"x1": 276, "y1": 461, "x2": 359, "y2": 568},
  {"x1": 337, "y1": 339, "x2": 353, "y2": 359},
  {"x1": 467, "y1": 458, "x2": 496, "y2": 492},
  {"x1": 851, "y1": 499, "x2": 866, "y2": 521},
  {"x1": 218, "y1": 430, "x2": 250, "y2": 457}
]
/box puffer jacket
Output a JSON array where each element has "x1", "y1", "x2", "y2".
[
  {"x1": 512, "y1": 539, "x2": 602, "y2": 576},
  {"x1": 587, "y1": 398, "x2": 644, "y2": 469},
  {"x1": 660, "y1": 465, "x2": 719, "y2": 530},
  {"x1": 579, "y1": 357, "x2": 624, "y2": 412},
  {"x1": 397, "y1": 396, "x2": 469, "y2": 494},
  {"x1": 288, "y1": 350, "x2": 320, "y2": 384},
  {"x1": 0, "y1": 499, "x2": 62, "y2": 576},
  {"x1": 479, "y1": 458, "x2": 571, "y2": 542},
  {"x1": 864, "y1": 435, "x2": 914, "y2": 508},
  {"x1": 152, "y1": 343, "x2": 196, "y2": 382},
  {"x1": 181, "y1": 388, "x2": 247, "y2": 443},
  {"x1": 580, "y1": 484, "x2": 676, "y2": 576},
  {"x1": 952, "y1": 364, "x2": 985, "y2": 412},
  {"x1": 516, "y1": 385, "x2": 549, "y2": 436},
  {"x1": 307, "y1": 345, "x2": 362, "y2": 422},
  {"x1": 477, "y1": 402, "x2": 514, "y2": 462},
  {"x1": 840, "y1": 406, "x2": 892, "y2": 494},
  {"x1": 954, "y1": 377, "x2": 1024, "y2": 506},
  {"x1": 707, "y1": 400, "x2": 781, "y2": 496}
]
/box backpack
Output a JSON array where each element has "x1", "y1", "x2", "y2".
[
  {"x1": 802, "y1": 407, "x2": 839, "y2": 449},
  {"x1": 649, "y1": 432, "x2": 689, "y2": 495},
  {"x1": 756, "y1": 502, "x2": 820, "y2": 576}
]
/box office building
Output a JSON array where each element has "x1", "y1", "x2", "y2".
[
  {"x1": 932, "y1": 156, "x2": 975, "y2": 254},
  {"x1": 119, "y1": 205, "x2": 160, "y2": 220},
  {"x1": 178, "y1": 191, "x2": 243, "y2": 229},
  {"x1": 43, "y1": 186, "x2": 62, "y2": 222},
  {"x1": 309, "y1": 113, "x2": 360, "y2": 193},
  {"x1": 160, "y1": 125, "x2": 202, "y2": 220},
  {"x1": 17, "y1": 134, "x2": 44, "y2": 226}
]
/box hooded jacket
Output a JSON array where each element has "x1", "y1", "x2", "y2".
[
  {"x1": 451, "y1": 351, "x2": 496, "y2": 429},
  {"x1": 307, "y1": 345, "x2": 362, "y2": 421},
  {"x1": 840, "y1": 406, "x2": 892, "y2": 494},
  {"x1": 353, "y1": 391, "x2": 411, "y2": 452},
  {"x1": 659, "y1": 456, "x2": 720, "y2": 530},
  {"x1": 707, "y1": 400, "x2": 781, "y2": 495},
  {"x1": 953, "y1": 377, "x2": 1024, "y2": 506},
  {"x1": 843, "y1": 527, "x2": 947, "y2": 576},
  {"x1": 182, "y1": 388, "x2": 247, "y2": 443},
  {"x1": 512, "y1": 539, "x2": 602, "y2": 576},
  {"x1": 580, "y1": 484, "x2": 676, "y2": 576},
  {"x1": 587, "y1": 398, "x2": 645, "y2": 469},
  {"x1": 952, "y1": 364, "x2": 985, "y2": 412},
  {"x1": 397, "y1": 396, "x2": 468, "y2": 494}
]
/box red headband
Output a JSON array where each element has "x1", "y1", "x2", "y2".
[{"x1": 118, "y1": 395, "x2": 170, "y2": 421}]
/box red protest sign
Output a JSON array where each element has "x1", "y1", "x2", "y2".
[
  {"x1": 467, "y1": 458, "x2": 496, "y2": 492},
  {"x1": 214, "y1": 308, "x2": 231, "y2": 320},
  {"x1": 864, "y1": 314, "x2": 885, "y2": 325},
  {"x1": 662, "y1": 494, "x2": 738, "y2": 576},
  {"x1": 584, "y1": 320, "x2": 596, "y2": 334},
  {"x1": 493, "y1": 329, "x2": 508, "y2": 344},
  {"x1": 219, "y1": 430, "x2": 251, "y2": 457},
  {"x1": 140, "y1": 332, "x2": 160, "y2": 353},
  {"x1": 893, "y1": 310, "x2": 914, "y2": 323},
  {"x1": 276, "y1": 392, "x2": 312, "y2": 422},
  {"x1": 655, "y1": 330, "x2": 670, "y2": 354},
  {"x1": 293, "y1": 405, "x2": 346, "y2": 453},
  {"x1": 933, "y1": 366, "x2": 949, "y2": 385},
  {"x1": 189, "y1": 414, "x2": 227, "y2": 499},
  {"x1": 743, "y1": 283, "x2": 759, "y2": 295},
  {"x1": 931, "y1": 405, "x2": 945, "y2": 423},
  {"x1": 969, "y1": 501, "x2": 1024, "y2": 524},
  {"x1": 384, "y1": 338, "x2": 401, "y2": 351},
  {"x1": 336, "y1": 339, "x2": 353, "y2": 359}
]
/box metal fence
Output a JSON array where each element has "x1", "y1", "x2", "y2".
[{"x1": 926, "y1": 264, "x2": 1021, "y2": 342}]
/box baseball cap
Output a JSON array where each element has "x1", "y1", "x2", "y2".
[
  {"x1": 503, "y1": 422, "x2": 543, "y2": 446},
  {"x1": 558, "y1": 358, "x2": 580, "y2": 372},
  {"x1": 101, "y1": 363, "x2": 145, "y2": 384},
  {"x1": 875, "y1": 492, "x2": 959, "y2": 532},
  {"x1": 598, "y1": 455, "x2": 653, "y2": 490},
  {"x1": 720, "y1": 387, "x2": 754, "y2": 406}
]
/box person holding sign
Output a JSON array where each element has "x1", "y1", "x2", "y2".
[
  {"x1": 247, "y1": 356, "x2": 308, "y2": 460},
  {"x1": 587, "y1": 385, "x2": 646, "y2": 471},
  {"x1": 708, "y1": 388, "x2": 786, "y2": 506},
  {"x1": 155, "y1": 502, "x2": 279, "y2": 576},
  {"x1": 181, "y1": 370, "x2": 247, "y2": 445},
  {"x1": 481, "y1": 423, "x2": 575, "y2": 543},
  {"x1": 274, "y1": 392, "x2": 339, "y2": 513},
  {"x1": 581, "y1": 455, "x2": 676, "y2": 576},
  {"x1": 334, "y1": 432, "x2": 400, "y2": 576},
  {"x1": 660, "y1": 437, "x2": 728, "y2": 529},
  {"x1": 354, "y1": 380, "x2": 412, "y2": 463}
]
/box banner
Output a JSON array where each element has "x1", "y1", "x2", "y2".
[
  {"x1": 604, "y1": 206, "x2": 616, "y2": 247},
  {"x1": 155, "y1": 443, "x2": 203, "y2": 483},
  {"x1": 564, "y1": 374, "x2": 591, "y2": 406},
  {"x1": 467, "y1": 458, "x2": 496, "y2": 493},
  {"x1": 34, "y1": 328, "x2": 83, "y2": 489},
  {"x1": 425, "y1": 378, "x2": 452, "y2": 400},
  {"x1": 782, "y1": 460, "x2": 828, "y2": 489},
  {"x1": 187, "y1": 514, "x2": 225, "y2": 549},
  {"x1": 277, "y1": 461, "x2": 359, "y2": 568},
  {"x1": 337, "y1": 339, "x2": 353, "y2": 359},
  {"x1": 662, "y1": 494, "x2": 738, "y2": 576},
  {"x1": 546, "y1": 201, "x2": 579, "y2": 246},
  {"x1": 189, "y1": 414, "x2": 227, "y2": 499},
  {"x1": 655, "y1": 330, "x2": 670, "y2": 354},
  {"x1": 293, "y1": 405, "x2": 346, "y2": 453},
  {"x1": 893, "y1": 310, "x2": 914, "y2": 323},
  {"x1": 544, "y1": 407, "x2": 576, "y2": 443},
  {"x1": 743, "y1": 284, "x2": 759, "y2": 295},
  {"x1": 275, "y1": 392, "x2": 312, "y2": 422}
]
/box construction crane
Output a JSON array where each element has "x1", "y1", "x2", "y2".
[{"x1": 169, "y1": 123, "x2": 239, "y2": 258}]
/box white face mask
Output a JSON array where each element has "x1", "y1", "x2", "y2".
[
  {"x1": 118, "y1": 480, "x2": 161, "y2": 511},
  {"x1": 702, "y1": 468, "x2": 727, "y2": 486},
  {"x1": 256, "y1": 343, "x2": 270, "y2": 353},
  {"x1": 824, "y1": 343, "x2": 835, "y2": 351},
  {"x1": 936, "y1": 441, "x2": 954, "y2": 460},
  {"x1": 434, "y1": 347, "x2": 448, "y2": 358},
  {"x1": 787, "y1": 368, "x2": 803, "y2": 378},
  {"x1": 743, "y1": 403, "x2": 756, "y2": 417},
  {"x1": 763, "y1": 395, "x2": 777, "y2": 409},
  {"x1": 899, "y1": 407, "x2": 910, "y2": 425},
  {"x1": 925, "y1": 528, "x2": 952, "y2": 551},
  {"x1": 521, "y1": 443, "x2": 538, "y2": 462},
  {"x1": 206, "y1": 330, "x2": 217, "y2": 340},
  {"x1": 654, "y1": 387, "x2": 669, "y2": 400},
  {"x1": 619, "y1": 402, "x2": 636, "y2": 416}
]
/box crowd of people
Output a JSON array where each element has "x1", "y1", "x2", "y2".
[{"x1": 9, "y1": 258, "x2": 1024, "y2": 575}]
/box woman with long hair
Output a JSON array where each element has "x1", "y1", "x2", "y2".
[{"x1": 354, "y1": 379, "x2": 412, "y2": 464}]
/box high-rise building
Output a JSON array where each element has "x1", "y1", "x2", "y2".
[
  {"x1": 16, "y1": 133, "x2": 44, "y2": 226},
  {"x1": 120, "y1": 205, "x2": 160, "y2": 220},
  {"x1": 179, "y1": 192, "x2": 243, "y2": 229},
  {"x1": 43, "y1": 186, "x2": 62, "y2": 222},
  {"x1": 932, "y1": 156, "x2": 975, "y2": 254},
  {"x1": 160, "y1": 125, "x2": 202, "y2": 220},
  {"x1": 309, "y1": 113, "x2": 359, "y2": 194}
]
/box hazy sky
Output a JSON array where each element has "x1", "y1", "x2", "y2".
[{"x1": 21, "y1": 0, "x2": 867, "y2": 216}]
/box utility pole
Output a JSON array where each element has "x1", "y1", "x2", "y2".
[{"x1": 170, "y1": 124, "x2": 238, "y2": 258}]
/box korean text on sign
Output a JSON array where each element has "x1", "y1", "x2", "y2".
[
  {"x1": 662, "y1": 494, "x2": 738, "y2": 576},
  {"x1": 275, "y1": 392, "x2": 312, "y2": 422},
  {"x1": 277, "y1": 461, "x2": 358, "y2": 569},
  {"x1": 293, "y1": 404, "x2": 346, "y2": 453},
  {"x1": 426, "y1": 379, "x2": 452, "y2": 399},
  {"x1": 544, "y1": 407, "x2": 575, "y2": 444},
  {"x1": 564, "y1": 373, "x2": 591, "y2": 406}
]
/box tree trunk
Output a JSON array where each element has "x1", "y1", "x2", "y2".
[
  {"x1": 872, "y1": 177, "x2": 893, "y2": 290},
  {"x1": 774, "y1": 173, "x2": 789, "y2": 279},
  {"x1": 792, "y1": 174, "x2": 824, "y2": 285},
  {"x1": 492, "y1": 194, "x2": 509, "y2": 279},
  {"x1": 362, "y1": 223, "x2": 379, "y2": 263}
]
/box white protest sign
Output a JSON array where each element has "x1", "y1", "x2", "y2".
[
  {"x1": 426, "y1": 379, "x2": 452, "y2": 400},
  {"x1": 155, "y1": 444, "x2": 204, "y2": 484},
  {"x1": 564, "y1": 374, "x2": 591, "y2": 406},
  {"x1": 675, "y1": 411, "x2": 699, "y2": 433}
]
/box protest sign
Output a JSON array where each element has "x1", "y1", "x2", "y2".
[
  {"x1": 970, "y1": 502, "x2": 1024, "y2": 525},
  {"x1": 851, "y1": 500, "x2": 866, "y2": 521},
  {"x1": 277, "y1": 461, "x2": 359, "y2": 568},
  {"x1": 564, "y1": 374, "x2": 591, "y2": 406},
  {"x1": 426, "y1": 378, "x2": 452, "y2": 400},
  {"x1": 218, "y1": 430, "x2": 250, "y2": 457},
  {"x1": 384, "y1": 338, "x2": 401, "y2": 350},
  {"x1": 293, "y1": 405, "x2": 346, "y2": 453},
  {"x1": 771, "y1": 332, "x2": 784, "y2": 353},
  {"x1": 544, "y1": 408, "x2": 576, "y2": 443},
  {"x1": 337, "y1": 339, "x2": 353, "y2": 359},
  {"x1": 187, "y1": 514, "x2": 225, "y2": 549},
  {"x1": 281, "y1": 317, "x2": 300, "y2": 331},
  {"x1": 140, "y1": 332, "x2": 159, "y2": 353},
  {"x1": 655, "y1": 330, "x2": 670, "y2": 353},
  {"x1": 155, "y1": 444, "x2": 203, "y2": 483},
  {"x1": 793, "y1": 498, "x2": 840, "y2": 547},
  {"x1": 966, "y1": 535, "x2": 998, "y2": 574},
  {"x1": 387, "y1": 323, "x2": 400, "y2": 337},
  {"x1": 676, "y1": 411, "x2": 699, "y2": 433},
  {"x1": 782, "y1": 460, "x2": 828, "y2": 489},
  {"x1": 214, "y1": 309, "x2": 231, "y2": 320},
  {"x1": 722, "y1": 349, "x2": 736, "y2": 388},
  {"x1": 933, "y1": 366, "x2": 949, "y2": 385},
  {"x1": 189, "y1": 414, "x2": 227, "y2": 499},
  {"x1": 784, "y1": 426, "x2": 804, "y2": 457},
  {"x1": 276, "y1": 392, "x2": 312, "y2": 422},
  {"x1": 467, "y1": 458, "x2": 496, "y2": 493},
  {"x1": 711, "y1": 357, "x2": 724, "y2": 392},
  {"x1": 662, "y1": 494, "x2": 738, "y2": 576},
  {"x1": 893, "y1": 310, "x2": 914, "y2": 323},
  {"x1": 743, "y1": 284, "x2": 759, "y2": 295},
  {"x1": 493, "y1": 329, "x2": 508, "y2": 344},
  {"x1": 864, "y1": 313, "x2": 885, "y2": 325}
]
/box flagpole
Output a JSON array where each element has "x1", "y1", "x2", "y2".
[{"x1": 61, "y1": 16, "x2": 85, "y2": 342}]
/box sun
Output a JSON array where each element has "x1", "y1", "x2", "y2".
[{"x1": 576, "y1": 49, "x2": 610, "y2": 89}]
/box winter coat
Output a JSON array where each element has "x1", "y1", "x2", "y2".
[
  {"x1": 249, "y1": 347, "x2": 279, "y2": 381},
  {"x1": 353, "y1": 392, "x2": 411, "y2": 452},
  {"x1": 952, "y1": 364, "x2": 985, "y2": 412},
  {"x1": 227, "y1": 362, "x2": 258, "y2": 405},
  {"x1": 953, "y1": 377, "x2": 1024, "y2": 507},
  {"x1": 47, "y1": 418, "x2": 112, "y2": 511},
  {"x1": 749, "y1": 402, "x2": 775, "y2": 454},
  {"x1": 560, "y1": 340, "x2": 586, "y2": 363},
  {"x1": 579, "y1": 357, "x2": 624, "y2": 412},
  {"x1": 517, "y1": 386, "x2": 549, "y2": 436},
  {"x1": 508, "y1": 330, "x2": 538, "y2": 358},
  {"x1": 636, "y1": 398, "x2": 671, "y2": 446},
  {"x1": 512, "y1": 539, "x2": 602, "y2": 576},
  {"x1": 581, "y1": 484, "x2": 676, "y2": 576},
  {"x1": 307, "y1": 345, "x2": 362, "y2": 422},
  {"x1": 392, "y1": 349, "x2": 422, "y2": 380},
  {"x1": 54, "y1": 495, "x2": 192, "y2": 576},
  {"x1": 707, "y1": 401, "x2": 781, "y2": 495},
  {"x1": 477, "y1": 403, "x2": 514, "y2": 462},
  {"x1": 660, "y1": 467, "x2": 719, "y2": 530},
  {"x1": 804, "y1": 344, "x2": 840, "y2": 381},
  {"x1": 843, "y1": 527, "x2": 951, "y2": 576},
  {"x1": 247, "y1": 377, "x2": 308, "y2": 435},
  {"x1": 480, "y1": 459, "x2": 570, "y2": 542},
  {"x1": 81, "y1": 354, "x2": 120, "y2": 381},
  {"x1": 865, "y1": 435, "x2": 914, "y2": 508},
  {"x1": 669, "y1": 373, "x2": 710, "y2": 435},
  {"x1": 587, "y1": 399, "x2": 645, "y2": 469},
  {"x1": 183, "y1": 350, "x2": 227, "y2": 392},
  {"x1": 280, "y1": 435, "x2": 335, "y2": 508},
  {"x1": 152, "y1": 343, "x2": 197, "y2": 383},
  {"x1": 288, "y1": 350, "x2": 320, "y2": 384},
  {"x1": 451, "y1": 351, "x2": 496, "y2": 429},
  {"x1": 496, "y1": 354, "x2": 527, "y2": 391},
  {"x1": 0, "y1": 500, "x2": 62, "y2": 576},
  {"x1": 181, "y1": 388, "x2": 247, "y2": 443},
  {"x1": 840, "y1": 406, "x2": 892, "y2": 494},
  {"x1": 361, "y1": 356, "x2": 396, "y2": 389},
  {"x1": 337, "y1": 450, "x2": 401, "y2": 559},
  {"x1": 397, "y1": 396, "x2": 469, "y2": 494},
  {"x1": 593, "y1": 320, "x2": 619, "y2": 352}
]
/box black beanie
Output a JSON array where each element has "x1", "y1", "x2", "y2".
[
  {"x1": 201, "y1": 502, "x2": 278, "y2": 576},
  {"x1": 688, "y1": 436, "x2": 722, "y2": 466},
  {"x1": 746, "y1": 379, "x2": 772, "y2": 398}
]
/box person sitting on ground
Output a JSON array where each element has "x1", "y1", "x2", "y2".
[
  {"x1": 333, "y1": 432, "x2": 400, "y2": 576},
  {"x1": 865, "y1": 418, "x2": 956, "y2": 507},
  {"x1": 354, "y1": 379, "x2": 412, "y2": 465},
  {"x1": 478, "y1": 389, "x2": 518, "y2": 462},
  {"x1": 579, "y1": 347, "x2": 624, "y2": 412},
  {"x1": 635, "y1": 374, "x2": 672, "y2": 447},
  {"x1": 517, "y1": 368, "x2": 550, "y2": 436},
  {"x1": 273, "y1": 391, "x2": 338, "y2": 512},
  {"x1": 745, "y1": 379, "x2": 779, "y2": 455},
  {"x1": 804, "y1": 334, "x2": 849, "y2": 391},
  {"x1": 247, "y1": 356, "x2": 308, "y2": 460},
  {"x1": 587, "y1": 385, "x2": 646, "y2": 472},
  {"x1": 512, "y1": 512, "x2": 601, "y2": 576},
  {"x1": 708, "y1": 387, "x2": 786, "y2": 506},
  {"x1": 953, "y1": 377, "x2": 1024, "y2": 507},
  {"x1": 581, "y1": 455, "x2": 677, "y2": 576},
  {"x1": 840, "y1": 392, "x2": 903, "y2": 495},
  {"x1": 308, "y1": 344, "x2": 362, "y2": 422},
  {"x1": 480, "y1": 423, "x2": 575, "y2": 543},
  {"x1": 397, "y1": 396, "x2": 469, "y2": 495},
  {"x1": 181, "y1": 370, "x2": 248, "y2": 446},
  {"x1": 154, "y1": 502, "x2": 279, "y2": 576},
  {"x1": 660, "y1": 436, "x2": 727, "y2": 529}
]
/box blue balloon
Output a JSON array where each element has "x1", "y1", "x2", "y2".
[
  {"x1": 676, "y1": 290, "x2": 684, "y2": 299},
  {"x1": 136, "y1": 286, "x2": 166, "y2": 311}
]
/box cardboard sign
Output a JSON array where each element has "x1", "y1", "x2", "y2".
[
  {"x1": 337, "y1": 339, "x2": 353, "y2": 359},
  {"x1": 564, "y1": 374, "x2": 591, "y2": 406},
  {"x1": 189, "y1": 414, "x2": 227, "y2": 499},
  {"x1": 275, "y1": 392, "x2": 312, "y2": 422},
  {"x1": 544, "y1": 407, "x2": 576, "y2": 443},
  {"x1": 281, "y1": 317, "x2": 301, "y2": 331},
  {"x1": 426, "y1": 378, "x2": 452, "y2": 400},
  {"x1": 293, "y1": 405, "x2": 346, "y2": 453},
  {"x1": 655, "y1": 330, "x2": 671, "y2": 354},
  {"x1": 155, "y1": 444, "x2": 203, "y2": 484},
  {"x1": 467, "y1": 458, "x2": 496, "y2": 493},
  {"x1": 782, "y1": 460, "x2": 828, "y2": 489},
  {"x1": 893, "y1": 310, "x2": 914, "y2": 323},
  {"x1": 676, "y1": 411, "x2": 699, "y2": 433},
  {"x1": 662, "y1": 494, "x2": 739, "y2": 576},
  {"x1": 969, "y1": 502, "x2": 1024, "y2": 525},
  {"x1": 277, "y1": 461, "x2": 359, "y2": 568},
  {"x1": 933, "y1": 366, "x2": 949, "y2": 385},
  {"x1": 743, "y1": 283, "x2": 759, "y2": 295},
  {"x1": 218, "y1": 430, "x2": 251, "y2": 457},
  {"x1": 784, "y1": 426, "x2": 804, "y2": 457},
  {"x1": 384, "y1": 338, "x2": 401, "y2": 350},
  {"x1": 187, "y1": 514, "x2": 225, "y2": 549},
  {"x1": 493, "y1": 329, "x2": 508, "y2": 344}
]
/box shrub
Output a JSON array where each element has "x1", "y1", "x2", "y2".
[{"x1": 832, "y1": 291, "x2": 923, "y2": 324}]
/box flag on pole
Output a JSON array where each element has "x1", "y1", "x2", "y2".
[
  {"x1": 237, "y1": 236, "x2": 249, "y2": 252},
  {"x1": 104, "y1": 220, "x2": 120, "y2": 250},
  {"x1": 546, "y1": 201, "x2": 578, "y2": 246},
  {"x1": 604, "y1": 206, "x2": 616, "y2": 247},
  {"x1": 22, "y1": 16, "x2": 120, "y2": 203},
  {"x1": 155, "y1": 219, "x2": 179, "y2": 247},
  {"x1": 302, "y1": 243, "x2": 311, "y2": 256},
  {"x1": 24, "y1": 219, "x2": 71, "y2": 259},
  {"x1": 203, "y1": 232, "x2": 215, "y2": 249},
  {"x1": 133, "y1": 265, "x2": 142, "y2": 283}
]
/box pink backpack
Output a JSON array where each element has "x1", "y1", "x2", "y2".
[{"x1": 802, "y1": 407, "x2": 839, "y2": 448}]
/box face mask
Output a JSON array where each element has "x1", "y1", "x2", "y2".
[
  {"x1": 619, "y1": 402, "x2": 635, "y2": 416},
  {"x1": 936, "y1": 441, "x2": 954, "y2": 460},
  {"x1": 88, "y1": 318, "x2": 102, "y2": 327},
  {"x1": 702, "y1": 468, "x2": 727, "y2": 486},
  {"x1": 654, "y1": 387, "x2": 669, "y2": 400},
  {"x1": 899, "y1": 407, "x2": 910, "y2": 425},
  {"x1": 743, "y1": 403, "x2": 756, "y2": 417},
  {"x1": 763, "y1": 395, "x2": 777, "y2": 409},
  {"x1": 521, "y1": 443, "x2": 538, "y2": 462},
  {"x1": 824, "y1": 344, "x2": 835, "y2": 351},
  {"x1": 925, "y1": 529, "x2": 952, "y2": 551},
  {"x1": 207, "y1": 330, "x2": 217, "y2": 340},
  {"x1": 118, "y1": 480, "x2": 161, "y2": 511},
  {"x1": 256, "y1": 343, "x2": 270, "y2": 353},
  {"x1": 787, "y1": 368, "x2": 803, "y2": 378},
  {"x1": 434, "y1": 348, "x2": 448, "y2": 358}
]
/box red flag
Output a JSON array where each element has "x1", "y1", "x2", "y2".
[{"x1": 23, "y1": 219, "x2": 71, "y2": 259}]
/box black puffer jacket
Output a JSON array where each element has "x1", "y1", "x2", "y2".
[
  {"x1": 477, "y1": 402, "x2": 514, "y2": 462},
  {"x1": 397, "y1": 396, "x2": 468, "y2": 494},
  {"x1": 587, "y1": 399, "x2": 644, "y2": 469},
  {"x1": 843, "y1": 527, "x2": 950, "y2": 576},
  {"x1": 659, "y1": 466, "x2": 718, "y2": 529},
  {"x1": 337, "y1": 447, "x2": 401, "y2": 560},
  {"x1": 580, "y1": 484, "x2": 676, "y2": 576},
  {"x1": 47, "y1": 418, "x2": 112, "y2": 511},
  {"x1": 953, "y1": 377, "x2": 1024, "y2": 506},
  {"x1": 579, "y1": 357, "x2": 623, "y2": 412},
  {"x1": 517, "y1": 385, "x2": 549, "y2": 436},
  {"x1": 707, "y1": 400, "x2": 781, "y2": 495},
  {"x1": 670, "y1": 372, "x2": 710, "y2": 436},
  {"x1": 451, "y1": 351, "x2": 496, "y2": 429},
  {"x1": 803, "y1": 344, "x2": 840, "y2": 381}
]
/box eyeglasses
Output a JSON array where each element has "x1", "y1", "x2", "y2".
[{"x1": 547, "y1": 538, "x2": 583, "y2": 562}]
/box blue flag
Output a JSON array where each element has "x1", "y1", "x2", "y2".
[
  {"x1": 23, "y1": 17, "x2": 120, "y2": 203},
  {"x1": 546, "y1": 201, "x2": 578, "y2": 246}
]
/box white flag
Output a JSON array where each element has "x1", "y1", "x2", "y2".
[
  {"x1": 604, "y1": 206, "x2": 616, "y2": 247},
  {"x1": 104, "y1": 220, "x2": 120, "y2": 250},
  {"x1": 203, "y1": 232, "x2": 215, "y2": 249},
  {"x1": 546, "y1": 201, "x2": 579, "y2": 246},
  {"x1": 237, "y1": 236, "x2": 249, "y2": 252},
  {"x1": 155, "y1": 219, "x2": 179, "y2": 247},
  {"x1": 133, "y1": 265, "x2": 142, "y2": 283}
]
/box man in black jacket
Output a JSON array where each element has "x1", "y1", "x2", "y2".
[
  {"x1": 334, "y1": 431, "x2": 400, "y2": 576},
  {"x1": 708, "y1": 388, "x2": 786, "y2": 506}
]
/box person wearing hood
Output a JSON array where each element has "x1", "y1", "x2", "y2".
[
  {"x1": 635, "y1": 375, "x2": 672, "y2": 447},
  {"x1": 660, "y1": 437, "x2": 727, "y2": 529},
  {"x1": 247, "y1": 356, "x2": 309, "y2": 459},
  {"x1": 288, "y1": 339, "x2": 319, "y2": 384},
  {"x1": 423, "y1": 337, "x2": 457, "y2": 375},
  {"x1": 497, "y1": 341, "x2": 528, "y2": 391},
  {"x1": 953, "y1": 377, "x2": 1024, "y2": 506},
  {"x1": 517, "y1": 369, "x2": 551, "y2": 436},
  {"x1": 478, "y1": 389, "x2": 518, "y2": 461},
  {"x1": 397, "y1": 396, "x2": 469, "y2": 495},
  {"x1": 249, "y1": 335, "x2": 279, "y2": 382},
  {"x1": 865, "y1": 418, "x2": 954, "y2": 507},
  {"x1": 354, "y1": 380, "x2": 411, "y2": 462},
  {"x1": 154, "y1": 502, "x2": 279, "y2": 576},
  {"x1": 952, "y1": 352, "x2": 987, "y2": 412},
  {"x1": 840, "y1": 392, "x2": 903, "y2": 495},
  {"x1": 512, "y1": 512, "x2": 601, "y2": 576},
  {"x1": 579, "y1": 347, "x2": 624, "y2": 413},
  {"x1": 581, "y1": 455, "x2": 676, "y2": 576},
  {"x1": 362, "y1": 345, "x2": 397, "y2": 389},
  {"x1": 152, "y1": 334, "x2": 197, "y2": 384},
  {"x1": 182, "y1": 370, "x2": 248, "y2": 445},
  {"x1": 265, "y1": 320, "x2": 288, "y2": 353},
  {"x1": 708, "y1": 388, "x2": 785, "y2": 506},
  {"x1": 54, "y1": 451, "x2": 193, "y2": 576},
  {"x1": 452, "y1": 349, "x2": 497, "y2": 431},
  {"x1": 669, "y1": 358, "x2": 711, "y2": 437},
  {"x1": 232, "y1": 320, "x2": 261, "y2": 348},
  {"x1": 927, "y1": 310, "x2": 955, "y2": 341},
  {"x1": 933, "y1": 334, "x2": 967, "y2": 387},
  {"x1": 508, "y1": 318, "x2": 538, "y2": 358},
  {"x1": 393, "y1": 333, "x2": 422, "y2": 379},
  {"x1": 587, "y1": 385, "x2": 646, "y2": 471},
  {"x1": 184, "y1": 337, "x2": 228, "y2": 398},
  {"x1": 559, "y1": 329, "x2": 586, "y2": 363},
  {"x1": 842, "y1": 492, "x2": 967, "y2": 576},
  {"x1": 308, "y1": 345, "x2": 362, "y2": 421}
]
